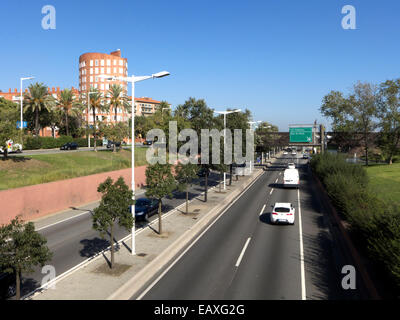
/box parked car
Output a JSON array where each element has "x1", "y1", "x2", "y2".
[
  {"x1": 60, "y1": 142, "x2": 78, "y2": 150},
  {"x1": 133, "y1": 198, "x2": 160, "y2": 221},
  {"x1": 143, "y1": 140, "x2": 153, "y2": 146},
  {"x1": 0, "y1": 140, "x2": 22, "y2": 154},
  {"x1": 302, "y1": 153, "x2": 309, "y2": 159},
  {"x1": 197, "y1": 167, "x2": 210, "y2": 177},
  {"x1": 287, "y1": 163, "x2": 296, "y2": 169},
  {"x1": 270, "y1": 202, "x2": 295, "y2": 225},
  {"x1": 283, "y1": 168, "x2": 299, "y2": 188},
  {"x1": 0, "y1": 271, "x2": 16, "y2": 300},
  {"x1": 106, "y1": 140, "x2": 121, "y2": 149}
]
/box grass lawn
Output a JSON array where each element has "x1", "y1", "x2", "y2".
[
  {"x1": 0, "y1": 147, "x2": 149, "y2": 190},
  {"x1": 366, "y1": 162, "x2": 400, "y2": 206}
]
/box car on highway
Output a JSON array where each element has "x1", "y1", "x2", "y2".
[
  {"x1": 287, "y1": 163, "x2": 296, "y2": 169},
  {"x1": 60, "y1": 142, "x2": 78, "y2": 150},
  {"x1": 291, "y1": 151, "x2": 297, "y2": 156},
  {"x1": 106, "y1": 140, "x2": 121, "y2": 149},
  {"x1": 302, "y1": 153, "x2": 309, "y2": 159},
  {"x1": 270, "y1": 202, "x2": 295, "y2": 225},
  {"x1": 283, "y1": 168, "x2": 299, "y2": 188},
  {"x1": 143, "y1": 140, "x2": 153, "y2": 146},
  {"x1": 283, "y1": 151, "x2": 288, "y2": 155},
  {"x1": 134, "y1": 198, "x2": 160, "y2": 221}
]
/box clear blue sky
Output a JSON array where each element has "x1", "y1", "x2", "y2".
[{"x1": 1, "y1": 0, "x2": 400, "y2": 131}]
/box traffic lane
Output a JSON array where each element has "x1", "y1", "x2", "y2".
[
  {"x1": 139, "y1": 169, "x2": 281, "y2": 300},
  {"x1": 225, "y1": 161, "x2": 302, "y2": 299},
  {"x1": 19, "y1": 171, "x2": 222, "y2": 296}
]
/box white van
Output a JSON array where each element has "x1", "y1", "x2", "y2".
[{"x1": 283, "y1": 168, "x2": 299, "y2": 188}]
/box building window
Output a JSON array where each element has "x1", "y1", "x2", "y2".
[
  {"x1": 101, "y1": 84, "x2": 104, "y2": 90},
  {"x1": 95, "y1": 60, "x2": 99, "y2": 66},
  {"x1": 119, "y1": 68, "x2": 123, "y2": 74},
  {"x1": 95, "y1": 76, "x2": 98, "y2": 82},
  {"x1": 119, "y1": 60, "x2": 123, "y2": 66},
  {"x1": 90, "y1": 76, "x2": 93, "y2": 82},
  {"x1": 95, "y1": 68, "x2": 98, "y2": 74},
  {"x1": 90, "y1": 60, "x2": 93, "y2": 67},
  {"x1": 106, "y1": 84, "x2": 110, "y2": 90},
  {"x1": 101, "y1": 59, "x2": 104, "y2": 66},
  {"x1": 113, "y1": 60, "x2": 117, "y2": 66},
  {"x1": 107, "y1": 67, "x2": 111, "y2": 74},
  {"x1": 100, "y1": 67, "x2": 104, "y2": 74},
  {"x1": 90, "y1": 68, "x2": 93, "y2": 75},
  {"x1": 94, "y1": 84, "x2": 98, "y2": 89},
  {"x1": 113, "y1": 67, "x2": 117, "y2": 73},
  {"x1": 107, "y1": 59, "x2": 111, "y2": 66}
]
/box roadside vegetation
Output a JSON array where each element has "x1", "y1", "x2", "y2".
[
  {"x1": 0, "y1": 148, "x2": 148, "y2": 190},
  {"x1": 311, "y1": 152, "x2": 400, "y2": 292},
  {"x1": 366, "y1": 162, "x2": 400, "y2": 207}
]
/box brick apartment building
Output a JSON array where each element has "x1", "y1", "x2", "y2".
[{"x1": 0, "y1": 49, "x2": 167, "y2": 137}]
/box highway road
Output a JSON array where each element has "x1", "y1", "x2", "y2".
[
  {"x1": 18, "y1": 171, "x2": 221, "y2": 298},
  {"x1": 135, "y1": 155, "x2": 363, "y2": 300}
]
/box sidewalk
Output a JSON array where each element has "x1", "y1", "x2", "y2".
[{"x1": 29, "y1": 156, "x2": 282, "y2": 300}]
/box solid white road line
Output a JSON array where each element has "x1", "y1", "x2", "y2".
[
  {"x1": 259, "y1": 204, "x2": 266, "y2": 216},
  {"x1": 235, "y1": 237, "x2": 251, "y2": 267},
  {"x1": 297, "y1": 188, "x2": 306, "y2": 300}
]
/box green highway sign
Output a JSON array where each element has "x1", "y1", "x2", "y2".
[{"x1": 289, "y1": 127, "x2": 313, "y2": 143}]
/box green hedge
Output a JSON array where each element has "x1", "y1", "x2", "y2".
[
  {"x1": 311, "y1": 152, "x2": 400, "y2": 290},
  {"x1": 24, "y1": 136, "x2": 102, "y2": 150}
]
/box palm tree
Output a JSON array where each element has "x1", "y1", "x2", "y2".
[
  {"x1": 23, "y1": 83, "x2": 56, "y2": 136},
  {"x1": 57, "y1": 88, "x2": 82, "y2": 136},
  {"x1": 107, "y1": 84, "x2": 130, "y2": 123},
  {"x1": 88, "y1": 88, "x2": 105, "y2": 151}
]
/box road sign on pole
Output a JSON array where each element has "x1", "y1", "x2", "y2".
[
  {"x1": 289, "y1": 127, "x2": 313, "y2": 143},
  {"x1": 16, "y1": 121, "x2": 27, "y2": 129}
]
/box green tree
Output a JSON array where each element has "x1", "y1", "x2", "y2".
[
  {"x1": 99, "y1": 122, "x2": 129, "y2": 152},
  {"x1": 23, "y1": 83, "x2": 56, "y2": 136},
  {"x1": 351, "y1": 82, "x2": 379, "y2": 166},
  {"x1": 0, "y1": 98, "x2": 20, "y2": 159},
  {"x1": 145, "y1": 163, "x2": 176, "y2": 234},
  {"x1": 57, "y1": 89, "x2": 82, "y2": 136},
  {"x1": 88, "y1": 88, "x2": 106, "y2": 151},
  {"x1": 175, "y1": 162, "x2": 199, "y2": 214},
  {"x1": 107, "y1": 84, "x2": 130, "y2": 125},
  {"x1": 378, "y1": 79, "x2": 400, "y2": 164},
  {"x1": 0, "y1": 216, "x2": 52, "y2": 300},
  {"x1": 92, "y1": 177, "x2": 134, "y2": 269}
]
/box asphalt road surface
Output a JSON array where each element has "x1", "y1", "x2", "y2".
[
  {"x1": 18, "y1": 171, "x2": 222, "y2": 298},
  {"x1": 135, "y1": 155, "x2": 362, "y2": 300}
]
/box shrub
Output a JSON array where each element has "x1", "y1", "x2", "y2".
[
  {"x1": 312, "y1": 151, "x2": 400, "y2": 291},
  {"x1": 23, "y1": 136, "x2": 102, "y2": 150}
]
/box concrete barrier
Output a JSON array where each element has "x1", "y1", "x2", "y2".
[{"x1": 0, "y1": 166, "x2": 147, "y2": 225}]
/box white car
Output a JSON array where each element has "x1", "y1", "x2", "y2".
[
  {"x1": 271, "y1": 202, "x2": 295, "y2": 225},
  {"x1": 291, "y1": 151, "x2": 297, "y2": 156},
  {"x1": 283, "y1": 151, "x2": 288, "y2": 155},
  {"x1": 287, "y1": 163, "x2": 296, "y2": 169},
  {"x1": 283, "y1": 168, "x2": 300, "y2": 188}
]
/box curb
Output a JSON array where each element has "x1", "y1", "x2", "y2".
[
  {"x1": 311, "y1": 169, "x2": 380, "y2": 300},
  {"x1": 107, "y1": 169, "x2": 265, "y2": 300}
]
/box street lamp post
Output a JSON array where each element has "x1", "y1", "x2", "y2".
[
  {"x1": 99, "y1": 71, "x2": 170, "y2": 255},
  {"x1": 214, "y1": 109, "x2": 241, "y2": 190},
  {"x1": 20, "y1": 76, "x2": 35, "y2": 146},
  {"x1": 247, "y1": 121, "x2": 261, "y2": 173},
  {"x1": 86, "y1": 91, "x2": 98, "y2": 149}
]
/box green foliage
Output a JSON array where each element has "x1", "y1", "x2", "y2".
[
  {"x1": 175, "y1": 163, "x2": 199, "y2": 213},
  {"x1": 92, "y1": 177, "x2": 134, "y2": 268},
  {"x1": 0, "y1": 216, "x2": 52, "y2": 299},
  {"x1": 311, "y1": 152, "x2": 400, "y2": 291},
  {"x1": 23, "y1": 135, "x2": 101, "y2": 150},
  {"x1": 145, "y1": 163, "x2": 176, "y2": 233}
]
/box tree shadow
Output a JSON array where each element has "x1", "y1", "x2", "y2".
[
  {"x1": 1, "y1": 155, "x2": 32, "y2": 162},
  {"x1": 79, "y1": 237, "x2": 120, "y2": 259}
]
